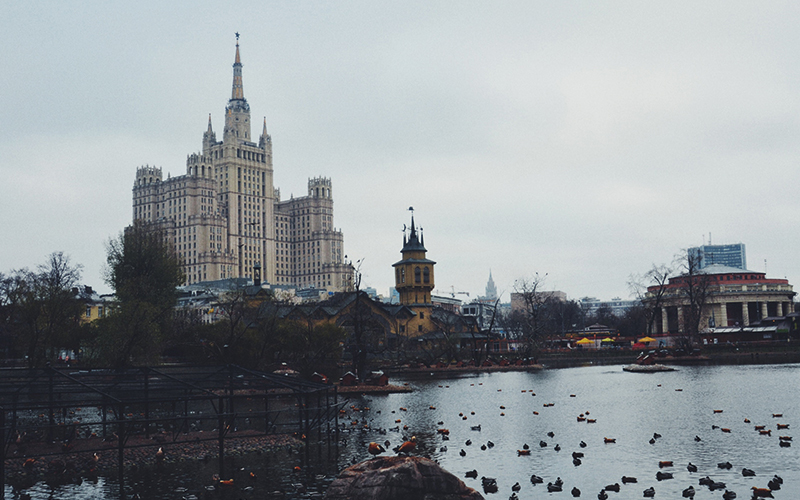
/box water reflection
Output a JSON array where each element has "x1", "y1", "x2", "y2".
[{"x1": 8, "y1": 363, "x2": 800, "y2": 498}]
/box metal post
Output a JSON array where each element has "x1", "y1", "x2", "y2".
[
  {"x1": 1, "y1": 407, "x2": 5, "y2": 500},
  {"x1": 218, "y1": 397, "x2": 225, "y2": 479},
  {"x1": 118, "y1": 403, "x2": 125, "y2": 499}
]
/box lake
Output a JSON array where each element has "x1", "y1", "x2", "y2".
[{"x1": 8, "y1": 363, "x2": 800, "y2": 499}]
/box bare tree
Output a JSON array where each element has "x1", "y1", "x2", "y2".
[
  {"x1": 674, "y1": 250, "x2": 713, "y2": 350},
  {"x1": 629, "y1": 264, "x2": 672, "y2": 334},
  {"x1": 511, "y1": 273, "x2": 550, "y2": 359}
]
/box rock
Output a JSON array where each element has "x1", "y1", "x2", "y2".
[{"x1": 324, "y1": 456, "x2": 484, "y2": 500}]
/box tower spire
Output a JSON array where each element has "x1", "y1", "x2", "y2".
[{"x1": 231, "y1": 34, "x2": 244, "y2": 101}]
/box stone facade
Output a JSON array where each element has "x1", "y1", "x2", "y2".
[
  {"x1": 131, "y1": 38, "x2": 351, "y2": 291},
  {"x1": 646, "y1": 264, "x2": 795, "y2": 334}
]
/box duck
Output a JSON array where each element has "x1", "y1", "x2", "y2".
[
  {"x1": 465, "y1": 439, "x2": 472, "y2": 446},
  {"x1": 656, "y1": 471, "x2": 673, "y2": 481},
  {"x1": 597, "y1": 490, "x2": 608, "y2": 500},
  {"x1": 547, "y1": 482, "x2": 563, "y2": 492},
  {"x1": 396, "y1": 436, "x2": 417, "y2": 455},
  {"x1": 659, "y1": 461, "x2": 673, "y2": 468},
  {"x1": 511, "y1": 482, "x2": 521, "y2": 492},
  {"x1": 465, "y1": 469, "x2": 478, "y2": 479},
  {"x1": 540, "y1": 441, "x2": 548, "y2": 447},
  {"x1": 571, "y1": 486, "x2": 581, "y2": 497},
  {"x1": 517, "y1": 449, "x2": 531, "y2": 456},
  {"x1": 643, "y1": 486, "x2": 655, "y2": 497},
  {"x1": 522, "y1": 443, "x2": 530, "y2": 450},
  {"x1": 722, "y1": 491, "x2": 737, "y2": 500},
  {"x1": 683, "y1": 485, "x2": 695, "y2": 497},
  {"x1": 767, "y1": 477, "x2": 781, "y2": 491},
  {"x1": 687, "y1": 463, "x2": 698, "y2": 473},
  {"x1": 530, "y1": 474, "x2": 544, "y2": 485},
  {"x1": 459, "y1": 449, "x2": 466, "y2": 457},
  {"x1": 481, "y1": 444, "x2": 487, "y2": 451},
  {"x1": 440, "y1": 446, "x2": 447, "y2": 452},
  {"x1": 368, "y1": 442, "x2": 385, "y2": 457},
  {"x1": 698, "y1": 476, "x2": 714, "y2": 486},
  {"x1": 573, "y1": 451, "x2": 585, "y2": 459},
  {"x1": 573, "y1": 457, "x2": 582, "y2": 466},
  {"x1": 554, "y1": 444, "x2": 561, "y2": 452},
  {"x1": 604, "y1": 483, "x2": 620, "y2": 492},
  {"x1": 751, "y1": 487, "x2": 774, "y2": 498},
  {"x1": 709, "y1": 481, "x2": 727, "y2": 491},
  {"x1": 579, "y1": 441, "x2": 587, "y2": 448},
  {"x1": 603, "y1": 437, "x2": 616, "y2": 443},
  {"x1": 621, "y1": 476, "x2": 637, "y2": 484},
  {"x1": 694, "y1": 435, "x2": 702, "y2": 442},
  {"x1": 487, "y1": 441, "x2": 495, "y2": 448},
  {"x1": 717, "y1": 461, "x2": 732, "y2": 470},
  {"x1": 481, "y1": 477, "x2": 498, "y2": 494},
  {"x1": 742, "y1": 468, "x2": 756, "y2": 477},
  {"x1": 547, "y1": 431, "x2": 555, "y2": 437}
]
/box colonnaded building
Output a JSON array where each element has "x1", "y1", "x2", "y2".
[{"x1": 131, "y1": 38, "x2": 352, "y2": 291}]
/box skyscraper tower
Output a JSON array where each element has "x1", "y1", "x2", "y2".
[{"x1": 132, "y1": 36, "x2": 351, "y2": 290}]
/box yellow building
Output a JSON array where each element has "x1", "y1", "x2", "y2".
[{"x1": 392, "y1": 213, "x2": 439, "y2": 336}]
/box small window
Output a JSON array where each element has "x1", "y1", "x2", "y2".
[
  {"x1": 420, "y1": 312, "x2": 425, "y2": 319},
  {"x1": 423, "y1": 267, "x2": 430, "y2": 284},
  {"x1": 415, "y1": 266, "x2": 421, "y2": 284}
]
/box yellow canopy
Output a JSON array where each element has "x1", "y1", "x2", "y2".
[
  {"x1": 601, "y1": 337, "x2": 615, "y2": 342},
  {"x1": 638, "y1": 336, "x2": 657, "y2": 343},
  {"x1": 576, "y1": 338, "x2": 594, "y2": 345}
]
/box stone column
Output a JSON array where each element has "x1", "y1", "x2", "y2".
[
  {"x1": 778, "y1": 302, "x2": 784, "y2": 317},
  {"x1": 718, "y1": 302, "x2": 728, "y2": 328},
  {"x1": 677, "y1": 306, "x2": 684, "y2": 333},
  {"x1": 761, "y1": 302, "x2": 768, "y2": 320},
  {"x1": 661, "y1": 307, "x2": 669, "y2": 334},
  {"x1": 742, "y1": 302, "x2": 750, "y2": 326}
]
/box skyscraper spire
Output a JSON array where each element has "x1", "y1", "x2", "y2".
[
  {"x1": 231, "y1": 35, "x2": 244, "y2": 101},
  {"x1": 207, "y1": 113, "x2": 213, "y2": 132}
]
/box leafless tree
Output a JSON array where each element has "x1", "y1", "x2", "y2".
[
  {"x1": 674, "y1": 250, "x2": 713, "y2": 349},
  {"x1": 628, "y1": 264, "x2": 672, "y2": 334},
  {"x1": 510, "y1": 273, "x2": 550, "y2": 358}
]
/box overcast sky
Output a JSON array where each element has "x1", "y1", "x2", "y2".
[{"x1": 3, "y1": 1, "x2": 800, "y2": 302}]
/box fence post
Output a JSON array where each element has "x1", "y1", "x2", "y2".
[
  {"x1": 218, "y1": 396, "x2": 225, "y2": 479},
  {"x1": 1, "y1": 407, "x2": 5, "y2": 500}
]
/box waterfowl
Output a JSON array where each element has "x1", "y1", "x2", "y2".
[
  {"x1": 754, "y1": 425, "x2": 765, "y2": 430},
  {"x1": 465, "y1": 469, "x2": 478, "y2": 479},
  {"x1": 713, "y1": 409, "x2": 723, "y2": 413},
  {"x1": 656, "y1": 471, "x2": 673, "y2": 481},
  {"x1": 659, "y1": 461, "x2": 673, "y2": 468},
  {"x1": 523, "y1": 443, "x2": 530, "y2": 450},
  {"x1": 512, "y1": 482, "x2": 521, "y2": 492},
  {"x1": 517, "y1": 449, "x2": 531, "y2": 456},
  {"x1": 481, "y1": 444, "x2": 487, "y2": 451},
  {"x1": 709, "y1": 481, "x2": 727, "y2": 491},
  {"x1": 481, "y1": 477, "x2": 499, "y2": 494},
  {"x1": 156, "y1": 447, "x2": 165, "y2": 462},
  {"x1": 219, "y1": 479, "x2": 234, "y2": 486},
  {"x1": 573, "y1": 457, "x2": 582, "y2": 466},
  {"x1": 547, "y1": 482, "x2": 563, "y2": 492},
  {"x1": 573, "y1": 451, "x2": 585, "y2": 459},
  {"x1": 772, "y1": 474, "x2": 783, "y2": 485},
  {"x1": 698, "y1": 476, "x2": 714, "y2": 486},
  {"x1": 555, "y1": 477, "x2": 564, "y2": 487},
  {"x1": 604, "y1": 437, "x2": 616, "y2": 443},
  {"x1": 687, "y1": 463, "x2": 697, "y2": 473},
  {"x1": 471, "y1": 425, "x2": 482, "y2": 431},
  {"x1": 682, "y1": 485, "x2": 695, "y2": 498},
  {"x1": 779, "y1": 440, "x2": 791, "y2": 447},
  {"x1": 767, "y1": 478, "x2": 781, "y2": 490},
  {"x1": 459, "y1": 448, "x2": 466, "y2": 457},
  {"x1": 547, "y1": 431, "x2": 555, "y2": 437},
  {"x1": 396, "y1": 436, "x2": 417, "y2": 455},
  {"x1": 751, "y1": 487, "x2": 774, "y2": 498},
  {"x1": 772, "y1": 413, "x2": 782, "y2": 418},
  {"x1": 694, "y1": 435, "x2": 702, "y2": 442},
  {"x1": 604, "y1": 483, "x2": 620, "y2": 492},
  {"x1": 580, "y1": 441, "x2": 587, "y2": 448},
  {"x1": 717, "y1": 461, "x2": 732, "y2": 469},
  {"x1": 368, "y1": 442, "x2": 385, "y2": 457},
  {"x1": 440, "y1": 446, "x2": 447, "y2": 452},
  {"x1": 776, "y1": 423, "x2": 789, "y2": 429},
  {"x1": 722, "y1": 490, "x2": 736, "y2": 500},
  {"x1": 465, "y1": 439, "x2": 472, "y2": 446},
  {"x1": 653, "y1": 433, "x2": 661, "y2": 439},
  {"x1": 597, "y1": 490, "x2": 608, "y2": 500},
  {"x1": 742, "y1": 468, "x2": 755, "y2": 477},
  {"x1": 649, "y1": 438, "x2": 656, "y2": 445},
  {"x1": 721, "y1": 428, "x2": 731, "y2": 433},
  {"x1": 540, "y1": 441, "x2": 548, "y2": 447},
  {"x1": 621, "y1": 476, "x2": 637, "y2": 483},
  {"x1": 744, "y1": 418, "x2": 750, "y2": 423},
  {"x1": 643, "y1": 486, "x2": 655, "y2": 497},
  {"x1": 554, "y1": 444, "x2": 561, "y2": 452},
  {"x1": 759, "y1": 430, "x2": 771, "y2": 436},
  {"x1": 530, "y1": 474, "x2": 544, "y2": 484},
  {"x1": 572, "y1": 486, "x2": 581, "y2": 497},
  {"x1": 487, "y1": 441, "x2": 495, "y2": 448},
  {"x1": 587, "y1": 419, "x2": 597, "y2": 423}
]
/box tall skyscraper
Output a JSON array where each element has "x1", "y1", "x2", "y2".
[
  {"x1": 688, "y1": 243, "x2": 747, "y2": 270},
  {"x1": 132, "y1": 37, "x2": 351, "y2": 291}
]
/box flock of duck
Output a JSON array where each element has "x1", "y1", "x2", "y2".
[{"x1": 347, "y1": 380, "x2": 792, "y2": 500}]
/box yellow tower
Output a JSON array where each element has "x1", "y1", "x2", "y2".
[{"x1": 393, "y1": 211, "x2": 435, "y2": 306}]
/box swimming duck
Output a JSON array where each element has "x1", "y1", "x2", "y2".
[
  {"x1": 767, "y1": 477, "x2": 781, "y2": 491},
  {"x1": 687, "y1": 463, "x2": 697, "y2": 473},
  {"x1": 368, "y1": 442, "x2": 385, "y2": 457},
  {"x1": 547, "y1": 482, "x2": 563, "y2": 492},
  {"x1": 722, "y1": 490, "x2": 736, "y2": 500},
  {"x1": 682, "y1": 485, "x2": 695, "y2": 498},
  {"x1": 465, "y1": 469, "x2": 478, "y2": 479},
  {"x1": 512, "y1": 482, "x2": 521, "y2": 492},
  {"x1": 396, "y1": 436, "x2": 417, "y2": 455},
  {"x1": 742, "y1": 468, "x2": 756, "y2": 477},
  {"x1": 621, "y1": 476, "x2": 637, "y2": 483},
  {"x1": 530, "y1": 474, "x2": 544, "y2": 484},
  {"x1": 459, "y1": 449, "x2": 466, "y2": 457},
  {"x1": 604, "y1": 483, "x2": 620, "y2": 492},
  {"x1": 751, "y1": 487, "x2": 774, "y2": 498},
  {"x1": 643, "y1": 486, "x2": 655, "y2": 497},
  {"x1": 597, "y1": 490, "x2": 608, "y2": 500},
  {"x1": 571, "y1": 486, "x2": 581, "y2": 497},
  {"x1": 656, "y1": 471, "x2": 673, "y2": 481},
  {"x1": 717, "y1": 461, "x2": 732, "y2": 470}
]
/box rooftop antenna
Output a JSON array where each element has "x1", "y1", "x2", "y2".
[
  {"x1": 765, "y1": 258, "x2": 767, "y2": 274},
  {"x1": 709, "y1": 232, "x2": 712, "y2": 245}
]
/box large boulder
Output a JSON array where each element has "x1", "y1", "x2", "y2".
[{"x1": 324, "y1": 456, "x2": 484, "y2": 500}]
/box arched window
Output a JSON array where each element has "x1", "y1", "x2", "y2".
[
  {"x1": 423, "y1": 267, "x2": 430, "y2": 284},
  {"x1": 400, "y1": 268, "x2": 405, "y2": 283},
  {"x1": 415, "y1": 267, "x2": 421, "y2": 284}
]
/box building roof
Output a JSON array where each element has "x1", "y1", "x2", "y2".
[{"x1": 700, "y1": 263, "x2": 759, "y2": 275}]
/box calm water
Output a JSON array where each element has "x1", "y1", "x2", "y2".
[{"x1": 8, "y1": 363, "x2": 800, "y2": 499}]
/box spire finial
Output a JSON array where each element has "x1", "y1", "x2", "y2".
[
  {"x1": 207, "y1": 113, "x2": 213, "y2": 131},
  {"x1": 262, "y1": 116, "x2": 267, "y2": 136}
]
